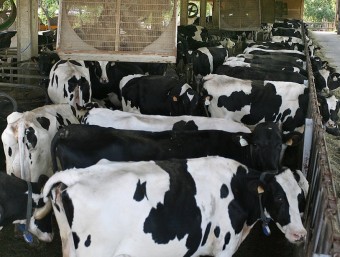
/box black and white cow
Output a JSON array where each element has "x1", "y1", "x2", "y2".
[
  {"x1": 223, "y1": 57, "x2": 308, "y2": 77},
  {"x1": 177, "y1": 24, "x2": 210, "y2": 50},
  {"x1": 190, "y1": 46, "x2": 229, "y2": 76},
  {"x1": 201, "y1": 74, "x2": 309, "y2": 134},
  {"x1": 48, "y1": 60, "x2": 92, "y2": 108},
  {"x1": 84, "y1": 61, "x2": 114, "y2": 98},
  {"x1": 215, "y1": 65, "x2": 308, "y2": 85},
  {"x1": 311, "y1": 57, "x2": 340, "y2": 92},
  {"x1": 271, "y1": 27, "x2": 302, "y2": 39},
  {"x1": 317, "y1": 94, "x2": 340, "y2": 136},
  {"x1": 0, "y1": 172, "x2": 53, "y2": 242},
  {"x1": 81, "y1": 108, "x2": 251, "y2": 133},
  {"x1": 247, "y1": 41, "x2": 304, "y2": 52},
  {"x1": 119, "y1": 74, "x2": 200, "y2": 116},
  {"x1": 273, "y1": 19, "x2": 302, "y2": 29},
  {"x1": 38, "y1": 156, "x2": 308, "y2": 257},
  {"x1": 229, "y1": 54, "x2": 306, "y2": 69},
  {"x1": 1, "y1": 104, "x2": 87, "y2": 181},
  {"x1": 51, "y1": 122, "x2": 294, "y2": 173},
  {"x1": 243, "y1": 47, "x2": 306, "y2": 60}
]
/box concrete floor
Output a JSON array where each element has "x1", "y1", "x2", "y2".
[{"x1": 309, "y1": 31, "x2": 340, "y2": 72}]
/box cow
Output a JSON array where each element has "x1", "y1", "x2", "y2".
[
  {"x1": 328, "y1": 72, "x2": 340, "y2": 91},
  {"x1": 229, "y1": 53, "x2": 306, "y2": 69},
  {"x1": 317, "y1": 94, "x2": 340, "y2": 136},
  {"x1": 48, "y1": 60, "x2": 92, "y2": 108},
  {"x1": 1, "y1": 104, "x2": 88, "y2": 182},
  {"x1": 119, "y1": 74, "x2": 200, "y2": 116},
  {"x1": 38, "y1": 156, "x2": 308, "y2": 257},
  {"x1": 188, "y1": 45, "x2": 229, "y2": 86},
  {"x1": 215, "y1": 65, "x2": 308, "y2": 85},
  {"x1": 81, "y1": 108, "x2": 251, "y2": 133},
  {"x1": 243, "y1": 47, "x2": 306, "y2": 60},
  {"x1": 0, "y1": 172, "x2": 53, "y2": 243},
  {"x1": 50, "y1": 122, "x2": 297, "y2": 173},
  {"x1": 85, "y1": 61, "x2": 113, "y2": 96},
  {"x1": 271, "y1": 27, "x2": 302, "y2": 39},
  {"x1": 38, "y1": 29, "x2": 56, "y2": 52},
  {"x1": 201, "y1": 74, "x2": 309, "y2": 134},
  {"x1": 31, "y1": 50, "x2": 60, "y2": 87},
  {"x1": 311, "y1": 57, "x2": 340, "y2": 92},
  {"x1": 247, "y1": 41, "x2": 304, "y2": 52},
  {"x1": 273, "y1": 20, "x2": 302, "y2": 29},
  {"x1": 177, "y1": 24, "x2": 210, "y2": 50},
  {"x1": 271, "y1": 36, "x2": 304, "y2": 46},
  {"x1": 223, "y1": 58, "x2": 308, "y2": 77}
]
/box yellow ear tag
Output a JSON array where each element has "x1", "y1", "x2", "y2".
[
  {"x1": 204, "y1": 96, "x2": 211, "y2": 105},
  {"x1": 257, "y1": 186, "x2": 264, "y2": 194},
  {"x1": 173, "y1": 96, "x2": 178, "y2": 102},
  {"x1": 286, "y1": 138, "x2": 293, "y2": 146}
]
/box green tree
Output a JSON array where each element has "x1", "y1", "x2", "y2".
[
  {"x1": 38, "y1": 0, "x2": 59, "y2": 29},
  {"x1": 304, "y1": 0, "x2": 336, "y2": 22}
]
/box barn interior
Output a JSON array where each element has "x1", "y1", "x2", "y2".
[{"x1": 0, "y1": 0, "x2": 339, "y2": 257}]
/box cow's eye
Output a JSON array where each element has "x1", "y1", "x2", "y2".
[{"x1": 275, "y1": 197, "x2": 284, "y2": 204}]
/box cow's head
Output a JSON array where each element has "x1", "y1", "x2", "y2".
[
  {"x1": 257, "y1": 169, "x2": 308, "y2": 243},
  {"x1": 32, "y1": 51, "x2": 60, "y2": 77},
  {"x1": 85, "y1": 61, "x2": 115, "y2": 84},
  {"x1": 170, "y1": 83, "x2": 199, "y2": 116},
  {"x1": 328, "y1": 72, "x2": 340, "y2": 91},
  {"x1": 1, "y1": 111, "x2": 58, "y2": 181},
  {"x1": 0, "y1": 173, "x2": 53, "y2": 242},
  {"x1": 317, "y1": 94, "x2": 340, "y2": 135},
  {"x1": 232, "y1": 122, "x2": 291, "y2": 171}
]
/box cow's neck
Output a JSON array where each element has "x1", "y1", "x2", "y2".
[{"x1": 231, "y1": 170, "x2": 265, "y2": 227}]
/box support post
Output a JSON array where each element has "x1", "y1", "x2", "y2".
[
  {"x1": 180, "y1": 0, "x2": 189, "y2": 26},
  {"x1": 200, "y1": 0, "x2": 207, "y2": 27},
  {"x1": 17, "y1": 0, "x2": 38, "y2": 62}
]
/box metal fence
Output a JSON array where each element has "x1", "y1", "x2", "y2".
[
  {"x1": 305, "y1": 22, "x2": 335, "y2": 31},
  {"x1": 301, "y1": 34, "x2": 340, "y2": 256}
]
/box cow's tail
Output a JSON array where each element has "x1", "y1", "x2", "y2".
[
  {"x1": 50, "y1": 129, "x2": 61, "y2": 173},
  {"x1": 17, "y1": 120, "x2": 31, "y2": 181},
  {"x1": 35, "y1": 169, "x2": 80, "y2": 220},
  {"x1": 41, "y1": 169, "x2": 80, "y2": 204}
]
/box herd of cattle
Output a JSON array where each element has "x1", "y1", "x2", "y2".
[{"x1": 0, "y1": 18, "x2": 339, "y2": 257}]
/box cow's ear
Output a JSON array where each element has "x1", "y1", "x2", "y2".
[{"x1": 282, "y1": 132, "x2": 303, "y2": 147}]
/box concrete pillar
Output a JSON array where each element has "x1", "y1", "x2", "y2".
[{"x1": 17, "y1": 0, "x2": 38, "y2": 61}]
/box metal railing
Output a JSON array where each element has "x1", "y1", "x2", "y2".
[
  {"x1": 305, "y1": 22, "x2": 336, "y2": 32},
  {"x1": 302, "y1": 30, "x2": 340, "y2": 256}
]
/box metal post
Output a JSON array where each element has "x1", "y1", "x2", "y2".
[{"x1": 302, "y1": 118, "x2": 314, "y2": 177}]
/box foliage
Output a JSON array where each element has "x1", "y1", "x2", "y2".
[
  {"x1": 38, "y1": 0, "x2": 59, "y2": 25},
  {"x1": 304, "y1": 0, "x2": 336, "y2": 22}
]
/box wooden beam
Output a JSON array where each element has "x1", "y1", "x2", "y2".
[
  {"x1": 180, "y1": 0, "x2": 189, "y2": 25},
  {"x1": 200, "y1": 0, "x2": 207, "y2": 27},
  {"x1": 212, "y1": 0, "x2": 220, "y2": 28}
]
